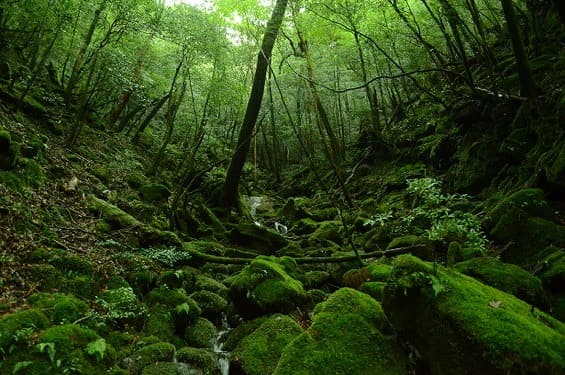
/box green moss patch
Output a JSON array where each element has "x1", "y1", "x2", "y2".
[
  {"x1": 383, "y1": 255, "x2": 565, "y2": 374},
  {"x1": 184, "y1": 317, "x2": 216, "y2": 348},
  {"x1": 232, "y1": 315, "x2": 303, "y2": 375}
]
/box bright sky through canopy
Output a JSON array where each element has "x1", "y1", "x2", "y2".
[{"x1": 165, "y1": 0, "x2": 213, "y2": 10}]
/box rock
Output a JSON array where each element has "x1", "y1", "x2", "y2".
[
  {"x1": 27, "y1": 292, "x2": 90, "y2": 324},
  {"x1": 304, "y1": 270, "x2": 330, "y2": 289},
  {"x1": 223, "y1": 317, "x2": 269, "y2": 351},
  {"x1": 387, "y1": 235, "x2": 436, "y2": 260},
  {"x1": 194, "y1": 274, "x2": 228, "y2": 298},
  {"x1": 176, "y1": 347, "x2": 220, "y2": 375},
  {"x1": 292, "y1": 218, "x2": 320, "y2": 235},
  {"x1": 189, "y1": 290, "x2": 227, "y2": 321},
  {"x1": 342, "y1": 267, "x2": 371, "y2": 289},
  {"x1": 141, "y1": 362, "x2": 192, "y2": 375},
  {"x1": 454, "y1": 257, "x2": 547, "y2": 309},
  {"x1": 232, "y1": 315, "x2": 303, "y2": 375},
  {"x1": 446, "y1": 241, "x2": 483, "y2": 266},
  {"x1": 184, "y1": 317, "x2": 216, "y2": 348},
  {"x1": 280, "y1": 197, "x2": 312, "y2": 220},
  {"x1": 309, "y1": 220, "x2": 343, "y2": 245},
  {"x1": 139, "y1": 183, "x2": 171, "y2": 203},
  {"x1": 486, "y1": 188, "x2": 554, "y2": 227},
  {"x1": 229, "y1": 223, "x2": 288, "y2": 254},
  {"x1": 88, "y1": 194, "x2": 141, "y2": 229},
  {"x1": 227, "y1": 256, "x2": 308, "y2": 318},
  {"x1": 124, "y1": 342, "x2": 176, "y2": 375},
  {"x1": 383, "y1": 255, "x2": 565, "y2": 374},
  {"x1": 0, "y1": 309, "x2": 49, "y2": 351},
  {"x1": 274, "y1": 288, "x2": 407, "y2": 375}
]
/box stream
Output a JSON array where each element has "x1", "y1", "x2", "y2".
[{"x1": 214, "y1": 313, "x2": 231, "y2": 375}]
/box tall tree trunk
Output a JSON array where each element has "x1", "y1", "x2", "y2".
[
  {"x1": 499, "y1": 0, "x2": 537, "y2": 98},
  {"x1": 223, "y1": 0, "x2": 288, "y2": 210}
]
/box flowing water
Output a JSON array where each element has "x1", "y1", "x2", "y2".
[{"x1": 213, "y1": 313, "x2": 231, "y2": 375}]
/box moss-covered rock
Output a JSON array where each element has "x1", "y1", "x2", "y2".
[
  {"x1": 189, "y1": 290, "x2": 227, "y2": 321},
  {"x1": 366, "y1": 262, "x2": 393, "y2": 282},
  {"x1": 141, "y1": 362, "x2": 191, "y2": 375},
  {"x1": 292, "y1": 218, "x2": 320, "y2": 235},
  {"x1": 227, "y1": 256, "x2": 308, "y2": 318},
  {"x1": 223, "y1": 316, "x2": 269, "y2": 351},
  {"x1": 0, "y1": 129, "x2": 18, "y2": 171},
  {"x1": 194, "y1": 274, "x2": 228, "y2": 297},
  {"x1": 454, "y1": 257, "x2": 547, "y2": 308},
  {"x1": 537, "y1": 249, "x2": 565, "y2": 293},
  {"x1": 228, "y1": 223, "x2": 289, "y2": 254},
  {"x1": 176, "y1": 347, "x2": 220, "y2": 375},
  {"x1": 280, "y1": 197, "x2": 312, "y2": 220},
  {"x1": 0, "y1": 308, "x2": 49, "y2": 352},
  {"x1": 126, "y1": 172, "x2": 148, "y2": 189},
  {"x1": 49, "y1": 255, "x2": 94, "y2": 275},
  {"x1": 387, "y1": 235, "x2": 436, "y2": 260},
  {"x1": 359, "y1": 281, "x2": 386, "y2": 301},
  {"x1": 383, "y1": 255, "x2": 565, "y2": 374},
  {"x1": 27, "y1": 293, "x2": 90, "y2": 324},
  {"x1": 124, "y1": 342, "x2": 176, "y2": 375},
  {"x1": 309, "y1": 220, "x2": 343, "y2": 245},
  {"x1": 446, "y1": 241, "x2": 483, "y2": 266},
  {"x1": 274, "y1": 288, "x2": 407, "y2": 375},
  {"x1": 88, "y1": 194, "x2": 141, "y2": 230},
  {"x1": 184, "y1": 317, "x2": 216, "y2": 348},
  {"x1": 304, "y1": 270, "x2": 330, "y2": 290},
  {"x1": 138, "y1": 183, "x2": 171, "y2": 203},
  {"x1": 144, "y1": 305, "x2": 175, "y2": 343},
  {"x1": 232, "y1": 315, "x2": 303, "y2": 375},
  {"x1": 487, "y1": 189, "x2": 553, "y2": 227}
]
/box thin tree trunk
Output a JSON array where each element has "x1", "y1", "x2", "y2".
[{"x1": 223, "y1": 0, "x2": 289, "y2": 210}]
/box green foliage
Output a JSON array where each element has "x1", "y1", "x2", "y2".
[{"x1": 95, "y1": 287, "x2": 147, "y2": 324}]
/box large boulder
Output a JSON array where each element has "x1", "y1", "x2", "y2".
[
  {"x1": 274, "y1": 288, "x2": 407, "y2": 375},
  {"x1": 383, "y1": 255, "x2": 565, "y2": 374},
  {"x1": 229, "y1": 223, "x2": 289, "y2": 254},
  {"x1": 227, "y1": 256, "x2": 307, "y2": 318},
  {"x1": 232, "y1": 314, "x2": 303, "y2": 375},
  {"x1": 454, "y1": 257, "x2": 547, "y2": 309}
]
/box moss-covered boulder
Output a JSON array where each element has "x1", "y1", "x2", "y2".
[
  {"x1": 454, "y1": 257, "x2": 547, "y2": 308},
  {"x1": 359, "y1": 281, "x2": 386, "y2": 301},
  {"x1": 309, "y1": 220, "x2": 342, "y2": 245},
  {"x1": 228, "y1": 223, "x2": 289, "y2": 254},
  {"x1": 141, "y1": 362, "x2": 191, "y2": 375},
  {"x1": 0, "y1": 128, "x2": 18, "y2": 170},
  {"x1": 446, "y1": 241, "x2": 483, "y2": 266},
  {"x1": 27, "y1": 293, "x2": 90, "y2": 324},
  {"x1": 194, "y1": 274, "x2": 228, "y2": 297},
  {"x1": 223, "y1": 317, "x2": 269, "y2": 351},
  {"x1": 274, "y1": 288, "x2": 407, "y2": 375},
  {"x1": 88, "y1": 194, "x2": 141, "y2": 229},
  {"x1": 227, "y1": 256, "x2": 308, "y2": 318},
  {"x1": 176, "y1": 347, "x2": 220, "y2": 375},
  {"x1": 184, "y1": 317, "x2": 216, "y2": 348},
  {"x1": 124, "y1": 342, "x2": 176, "y2": 374},
  {"x1": 304, "y1": 270, "x2": 330, "y2": 289},
  {"x1": 383, "y1": 255, "x2": 565, "y2": 374},
  {"x1": 189, "y1": 290, "x2": 227, "y2": 321},
  {"x1": 387, "y1": 235, "x2": 436, "y2": 260},
  {"x1": 139, "y1": 183, "x2": 171, "y2": 203},
  {"x1": 280, "y1": 197, "x2": 312, "y2": 220},
  {"x1": 232, "y1": 315, "x2": 303, "y2": 375},
  {"x1": 487, "y1": 189, "x2": 553, "y2": 226},
  {"x1": 0, "y1": 309, "x2": 49, "y2": 353},
  {"x1": 538, "y1": 249, "x2": 565, "y2": 293}
]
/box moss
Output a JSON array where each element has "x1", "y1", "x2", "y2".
[
  {"x1": 280, "y1": 197, "x2": 312, "y2": 220},
  {"x1": 454, "y1": 257, "x2": 547, "y2": 308},
  {"x1": 293, "y1": 218, "x2": 320, "y2": 235},
  {"x1": 176, "y1": 347, "x2": 219, "y2": 374},
  {"x1": 383, "y1": 255, "x2": 565, "y2": 374},
  {"x1": 311, "y1": 207, "x2": 339, "y2": 221},
  {"x1": 141, "y1": 362, "x2": 191, "y2": 375},
  {"x1": 0, "y1": 128, "x2": 11, "y2": 152},
  {"x1": 96, "y1": 287, "x2": 146, "y2": 327},
  {"x1": 88, "y1": 194, "x2": 141, "y2": 230},
  {"x1": 228, "y1": 256, "x2": 308, "y2": 318},
  {"x1": 189, "y1": 290, "x2": 227, "y2": 321},
  {"x1": 0, "y1": 141, "x2": 18, "y2": 171},
  {"x1": 548, "y1": 147, "x2": 565, "y2": 186},
  {"x1": 342, "y1": 267, "x2": 371, "y2": 289},
  {"x1": 487, "y1": 189, "x2": 553, "y2": 227},
  {"x1": 223, "y1": 317, "x2": 269, "y2": 351},
  {"x1": 194, "y1": 274, "x2": 228, "y2": 297},
  {"x1": 538, "y1": 250, "x2": 565, "y2": 293},
  {"x1": 138, "y1": 183, "x2": 171, "y2": 203},
  {"x1": 126, "y1": 172, "x2": 147, "y2": 189},
  {"x1": 387, "y1": 235, "x2": 436, "y2": 260},
  {"x1": 92, "y1": 164, "x2": 112, "y2": 183},
  {"x1": 309, "y1": 220, "x2": 343, "y2": 245},
  {"x1": 446, "y1": 241, "x2": 483, "y2": 266},
  {"x1": 228, "y1": 222, "x2": 289, "y2": 254},
  {"x1": 366, "y1": 262, "x2": 393, "y2": 282},
  {"x1": 0, "y1": 309, "x2": 49, "y2": 351},
  {"x1": 158, "y1": 270, "x2": 191, "y2": 290},
  {"x1": 27, "y1": 264, "x2": 63, "y2": 291},
  {"x1": 314, "y1": 287, "x2": 389, "y2": 333},
  {"x1": 304, "y1": 270, "x2": 330, "y2": 289},
  {"x1": 124, "y1": 342, "x2": 176, "y2": 374},
  {"x1": 49, "y1": 255, "x2": 94, "y2": 275},
  {"x1": 232, "y1": 315, "x2": 303, "y2": 375},
  {"x1": 144, "y1": 306, "x2": 174, "y2": 343},
  {"x1": 359, "y1": 281, "x2": 386, "y2": 301},
  {"x1": 28, "y1": 293, "x2": 90, "y2": 324},
  {"x1": 37, "y1": 324, "x2": 114, "y2": 373},
  {"x1": 274, "y1": 312, "x2": 406, "y2": 375},
  {"x1": 64, "y1": 273, "x2": 97, "y2": 298},
  {"x1": 184, "y1": 317, "x2": 216, "y2": 348}
]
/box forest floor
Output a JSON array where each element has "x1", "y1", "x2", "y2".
[{"x1": 1, "y1": 90, "x2": 565, "y2": 374}]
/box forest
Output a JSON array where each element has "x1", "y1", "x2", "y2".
[{"x1": 0, "y1": 0, "x2": 564, "y2": 373}]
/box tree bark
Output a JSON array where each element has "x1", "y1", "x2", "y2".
[
  {"x1": 499, "y1": 0, "x2": 537, "y2": 98},
  {"x1": 223, "y1": 0, "x2": 289, "y2": 210}
]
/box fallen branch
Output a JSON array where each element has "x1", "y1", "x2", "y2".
[{"x1": 182, "y1": 244, "x2": 425, "y2": 265}]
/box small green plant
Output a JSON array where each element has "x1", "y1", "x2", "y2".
[
  {"x1": 85, "y1": 338, "x2": 107, "y2": 363},
  {"x1": 37, "y1": 342, "x2": 61, "y2": 369},
  {"x1": 137, "y1": 247, "x2": 191, "y2": 267}
]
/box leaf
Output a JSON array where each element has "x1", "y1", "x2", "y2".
[
  {"x1": 13, "y1": 361, "x2": 33, "y2": 374},
  {"x1": 175, "y1": 302, "x2": 190, "y2": 316},
  {"x1": 489, "y1": 300, "x2": 503, "y2": 309},
  {"x1": 85, "y1": 338, "x2": 107, "y2": 363},
  {"x1": 430, "y1": 275, "x2": 446, "y2": 296},
  {"x1": 36, "y1": 342, "x2": 56, "y2": 363}
]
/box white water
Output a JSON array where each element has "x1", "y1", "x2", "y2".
[{"x1": 213, "y1": 313, "x2": 231, "y2": 375}]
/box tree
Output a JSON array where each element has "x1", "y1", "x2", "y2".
[{"x1": 223, "y1": 0, "x2": 289, "y2": 210}]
